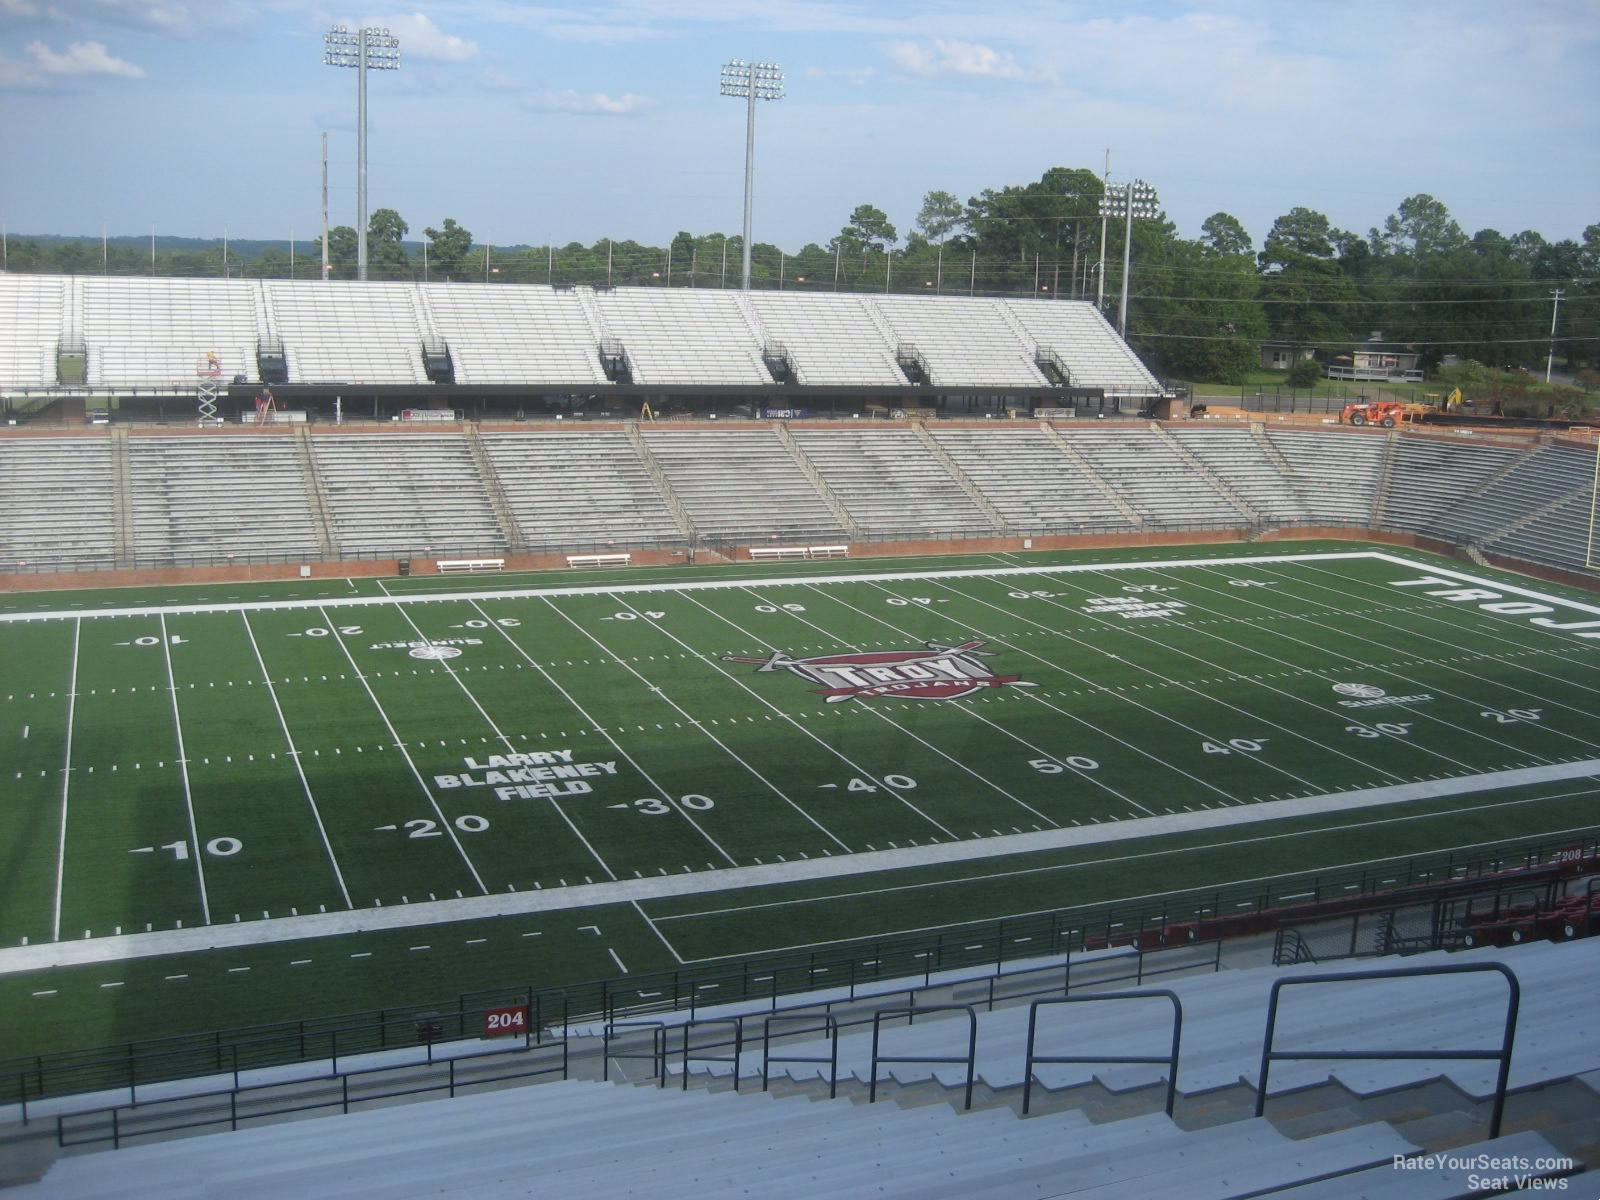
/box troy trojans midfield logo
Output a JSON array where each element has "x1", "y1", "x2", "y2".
[{"x1": 727, "y1": 641, "x2": 1034, "y2": 703}]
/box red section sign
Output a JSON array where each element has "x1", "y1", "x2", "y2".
[{"x1": 484, "y1": 1005, "x2": 529, "y2": 1037}]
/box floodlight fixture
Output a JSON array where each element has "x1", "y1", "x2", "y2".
[
  {"x1": 1097, "y1": 180, "x2": 1159, "y2": 336},
  {"x1": 323, "y1": 25, "x2": 401, "y2": 281},
  {"x1": 720, "y1": 59, "x2": 784, "y2": 290}
]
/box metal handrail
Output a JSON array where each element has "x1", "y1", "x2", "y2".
[
  {"x1": 1253, "y1": 962, "x2": 1520, "y2": 1138},
  {"x1": 868, "y1": 1005, "x2": 977, "y2": 1111},
  {"x1": 1022, "y1": 989, "x2": 1183, "y2": 1116},
  {"x1": 762, "y1": 1014, "x2": 838, "y2": 1099},
  {"x1": 678, "y1": 1019, "x2": 742, "y2": 1092},
  {"x1": 603, "y1": 1021, "x2": 666, "y2": 1086}
]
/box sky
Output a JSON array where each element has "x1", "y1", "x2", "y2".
[{"x1": 1, "y1": 0, "x2": 1597, "y2": 256}]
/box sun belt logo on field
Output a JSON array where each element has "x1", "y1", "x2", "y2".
[
  {"x1": 410, "y1": 645, "x2": 463, "y2": 661},
  {"x1": 728, "y1": 641, "x2": 1035, "y2": 703},
  {"x1": 1333, "y1": 682, "x2": 1386, "y2": 700}
]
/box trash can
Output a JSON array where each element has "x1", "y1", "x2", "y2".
[{"x1": 398, "y1": 559, "x2": 411, "y2": 577}]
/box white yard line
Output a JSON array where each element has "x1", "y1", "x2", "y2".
[
  {"x1": 239, "y1": 611, "x2": 353, "y2": 910},
  {"x1": 5, "y1": 757, "x2": 1597, "y2": 975},
  {"x1": 391, "y1": 600, "x2": 621, "y2": 880},
  {"x1": 319, "y1": 606, "x2": 489, "y2": 896},
  {"x1": 49, "y1": 618, "x2": 80, "y2": 943},
  {"x1": 159, "y1": 614, "x2": 211, "y2": 926}
]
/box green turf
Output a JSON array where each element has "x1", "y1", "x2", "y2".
[{"x1": 2, "y1": 541, "x2": 1598, "y2": 1061}]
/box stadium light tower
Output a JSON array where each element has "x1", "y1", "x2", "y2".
[
  {"x1": 1098, "y1": 180, "x2": 1158, "y2": 337},
  {"x1": 720, "y1": 59, "x2": 783, "y2": 291},
  {"x1": 323, "y1": 25, "x2": 400, "y2": 281}
]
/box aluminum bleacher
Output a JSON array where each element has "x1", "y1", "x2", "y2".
[
  {"x1": 0, "y1": 437, "x2": 116, "y2": 569},
  {"x1": 1378, "y1": 434, "x2": 1528, "y2": 532},
  {"x1": 1428, "y1": 443, "x2": 1597, "y2": 549},
  {"x1": 873, "y1": 295, "x2": 1048, "y2": 389},
  {"x1": 310, "y1": 433, "x2": 504, "y2": 557},
  {"x1": 124, "y1": 435, "x2": 322, "y2": 564},
  {"x1": 593, "y1": 289, "x2": 769, "y2": 386},
  {"x1": 745, "y1": 293, "x2": 906, "y2": 386},
  {"x1": 263, "y1": 281, "x2": 428, "y2": 385},
  {"x1": 929, "y1": 426, "x2": 1135, "y2": 533},
  {"x1": 81, "y1": 277, "x2": 257, "y2": 390},
  {"x1": 1062, "y1": 426, "x2": 1247, "y2": 527},
  {"x1": 1166, "y1": 427, "x2": 1309, "y2": 525},
  {"x1": 421, "y1": 284, "x2": 609, "y2": 387},
  {"x1": 793, "y1": 427, "x2": 999, "y2": 538},
  {"x1": 480, "y1": 430, "x2": 683, "y2": 548},
  {"x1": 643, "y1": 427, "x2": 845, "y2": 543},
  {"x1": 0, "y1": 274, "x2": 66, "y2": 389},
  {"x1": 1263, "y1": 428, "x2": 1386, "y2": 528},
  {"x1": 999, "y1": 299, "x2": 1163, "y2": 397}
]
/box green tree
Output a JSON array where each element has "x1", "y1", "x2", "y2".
[
  {"x1": 327, "y1": 225, "x2": 358, "y2": 279},
  {"x1": 423, "y1": 217, "x2": 473, "y2": 280},
  {"x1": 1258, "y1": 207, "x2": 1359, "y2": 351},
  {"x1": 1199, "y1": 212, "x2": 1251, "y2": 257},
  {"x1": 367, "y1": 208, "x2": 411, "y2": 279},
  {"x1": 837, "y1": 204, "x2": 898, "y2": 253},
  {"x1": 916, "y1": 190, "x2": 965, "y2": 245}
]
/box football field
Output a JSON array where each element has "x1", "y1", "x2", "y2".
[{"x1": 3, "y1": 543, "x2": 1599, "y2": 1056}]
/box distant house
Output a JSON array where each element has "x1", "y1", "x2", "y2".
[
  {"x1": 1325, "y1": 334, "x2": 1423, "y2": 382},
  {"x1": 1258, "y1": 342, "x2": 1316, "y2": 370}
]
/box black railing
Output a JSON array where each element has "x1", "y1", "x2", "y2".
[
  {"x1": 1023, "y1": 990, "x2": 1183, "y2": 1116},
  {"x1": 869, "y1": 1005, "x2": 977, "y2": 1110},
  {"x1": 2, "y1": 831, "x2": 1593, "y2": 1111},
  {"x1": 1253, "y1": 962, "x2": 1520, "y2": 1138}
]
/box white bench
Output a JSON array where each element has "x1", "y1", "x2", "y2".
[
  {"x1": 748, "y1": 544, "x2": 849, "y2": 562},
  {"x1": 566, "y1": 552, "x2": 632, "y2": 568},
  {"x1": 435, "y1": 558, "x2": 506, "y2": 573}
]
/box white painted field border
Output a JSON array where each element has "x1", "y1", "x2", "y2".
[
  {"x1": 49, "y1": 618, "x2": 80, "y2": 943},
  {"x1": 159, "y1": 614, "x2": 211, "y2": 926},
  {"x1": 1027, "y1": 566, "x2": 1544, "y2": 771},
  {"x1": 387, "y1": 600, "x2": 621, "y2": 881},
  {"x1": 239, "y1": 610, "x2": 352, "y2": 910},
  {"x1": 1260, "y1": 559, "x2": 1600, "y2": 706},
  {"x1": 4, "y1": 757, "x2": 1597, "y2": 976},
  {"x1": 1158, "y1": 562, "x2": 1600, "y2": 760},
  {"x1": 317, "y1": 607, "x2": 489, "y2": 896},
  {"x1": 0, "y1": 551, "x2": 1413, "y2": 624},
  {"x1": 712, "y1": 585, "x2": 1068, "y2": 825}
]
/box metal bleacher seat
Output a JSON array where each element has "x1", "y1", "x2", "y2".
[
  {"x1": 421, "y1": 284, "x2": 610, "y2": 386},
  {"x1": 643, "y1": 427, "x2": 845, "y2": 542},
  {"x1": 1263, "y1": 428, "x2": 1386, "y2": 527},
  {"x1": 1378, "y1": 434, "x2": 1527, "y2": 532},
  {"x1": 1062, "y1": 426, "x2": 1245, "y2": 528},
  {"x1": 263, "y1": 280, "x2": 428, "y2": 385},
  {"x1": 0, "y1": 437, "x2": 117, "y2": 569},
  {"x1": 81, "y1": 277, "x2": 258, "y2": 390},
  {"x1": 310, "y1": 432, "x2": 504, "y2": 557},
  {"x1": 792, "y1": 427, "x2": 996, "y2": 538},
  {"x1": 872, "y1": 294, "x2": 1047, "y2": 389},
  {"x1": 744, "y1": 293, "x2": 905, "y2": 386},
  {"x1": 593, "y1": 289, "x2": 769, "y2": 386},
  {"x1": 0, "y1": 273, "x2": 66, "y2": 389},
  {"x1": 1167, "y1": 427, "x2": 1309, "y2": 525},
  {"x1": 930, "y1": 426, "x2": 1134, "y2": 534},
  {"x1": 999, "y1": 298, "x2": 1163, "y2": 397},
  {"x1": 125, "y1": 435, "x2": 322, "y2": 564},
  {"x1": 480, "y1": 430, "x2": 682, "y2": 548}
]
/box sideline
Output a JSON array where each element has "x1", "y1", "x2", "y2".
[{"x1": 3, "y1": 757, "x2": 1597, "y2": 976}]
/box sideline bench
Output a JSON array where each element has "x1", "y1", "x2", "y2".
[
  {"x1": 566, "y1": 552, "x2": 633, "y2": 569},
  {"x1": 435, "y1": 558, "x2": 506, "y2": 573},
  {"x1": 749, "y1": 544, "x2": 849, "y2": 562}
]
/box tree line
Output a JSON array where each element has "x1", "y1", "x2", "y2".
[{"x1": 5, "y1": 170, "x2": 1595, "y2": 384}]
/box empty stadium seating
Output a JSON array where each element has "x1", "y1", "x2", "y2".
[
  {"x1": 643, "y1": 428, "x2": 846, "y2": 543},
  {"x1": 929, "y1": 427, "x2": 1136, "y2": 533},
  {"x1": 593, "y1": 289, "x2": 770, "y2": 386},
  {"x1": 421, "y1": 284, "x2": 611, "y2": 387},
  {"x1": 875, "y1": 295, "x2": 1048, "y2": 389},
  {"x1": 1062, "y1": 426, "x2": 1247, "y2": 527},
  {"x1": 999, "y1": 299, "x2": 1163, "y2": 396},
  {"x1": 745, "y1": 293, "x2": 906, "y2": 386},
  {"x1": 0, "y1": 274, "x2": 66, "y2": 389},
  {"x1": 81, "y1": 278, "x2": 258, "y2": 390},
  {"x1": 792, "y1": 427, "x2": 997, "y2": 537},
  {"x1": 1264, "y1": 428, "x2": 1387, "y2": 527},
  {"x1": 0, "y1": 438, "x2": 116, "y2": 569},
  {"x1": 263, "y1": 281, "x2": 429, "y2": 385}
]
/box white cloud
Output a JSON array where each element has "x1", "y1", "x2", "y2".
[
  {"x1": 522, "y1": 88, "x2": 654, "y2": 115},
  {"x1": 362, "y1": 11, "x2": 478, "y2": 62},
  {"x1": 25, "y1": 38, "x2": 143, "y2": 76},
  {"x1": 887, "y1": 38, "x2": 1026, "y2": 81},
  {"x1": 0, "y1": 0, "x2": 40, "y2": 17}
]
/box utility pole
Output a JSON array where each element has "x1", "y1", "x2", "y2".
[
  {"x1": 1096, "y1": 148, "x2": 1109, "y2": 310},
  {"x1": 1546, "y1": 288, "x2": 1564, "y2": 383}
]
